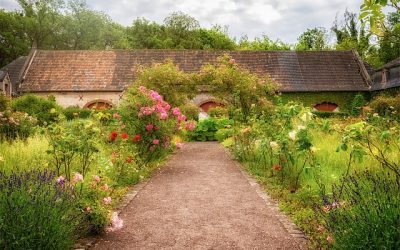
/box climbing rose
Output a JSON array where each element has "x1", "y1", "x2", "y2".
[
  {"x1": 103, "y1": 196, "x2": 112, "y2": 205},
  {"x1": 172, "y1": 107, "x2": 181, "y2": 116},
  {"x1": 150, "y1": 90, "x2": 162, "y2": 101},
  {"x1": 133, "y1": 134, "x2": 141, "y2": 142},
  {"x1": 108, "y1": 212, "x2": 123, "y2": 231},
  {"x1": 139, "y1": 107, "x2": 154, "y2": 116},
  {"x1": 152, "y1": 139, "x2": 160, "y2": 145},
  {"x1": 101, "y1": 184, "x2": 109, "y2": 191},
  {"x1": 177, "y1": 115, "x2": 186, "y2": 122},
  {"x1": 121, "y1": 133, "x2": 128, "y2": 140},
  {"x1": 273, "y1": 164, "x2": 282, "y2": 171},
  {"x1": 146, "y1": 124, "x2": 154, "y2": 132},
  {"x1": 163, "y1": 102, "x2": 171, "y2": 111},
  {"x1": 185, "y1": 121, "x2": 196, "y2": 131},
  {"x1": 110, "y1": 131, "x2": 118, "y2": 141},
  {"x1": 159, "y1": 112, "x2": 168, "y2": 120},
  {"x1": 72, "y1": 173, "x2": 84, "y2": 184}
]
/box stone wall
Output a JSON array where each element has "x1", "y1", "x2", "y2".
[{"x1": 34, "y1": 91, "x2": 123, "y2": 108}]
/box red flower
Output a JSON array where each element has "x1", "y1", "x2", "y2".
[
  {"x1": 133, "y1": 134, "x2": 141, "y2": 142},
  {"x1": 110, "y1": 131, "x2": 118, "y2": 141},
  {"x1": 273, "y1": 164, "x2": 282, "y2": 171},
  {"x1": 121, "y1": 133, "x2": 128, "y2": 140},
  {"x1": 126, "y1": 156, "x2": 133, "y2": 163}
]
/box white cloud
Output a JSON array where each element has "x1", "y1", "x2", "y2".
[{"x1": 0, "y1": 0, "x2": 364, "y2": 43}]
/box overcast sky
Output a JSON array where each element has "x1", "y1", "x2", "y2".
[{"x1": 1, "y1": 0, "x2": 363, "y2": 44}]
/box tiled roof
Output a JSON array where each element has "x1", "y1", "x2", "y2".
[
  {"x1": 1, "y1": 56, "x2": 28, "y2": 93},
  {"x1": 19, "y1": 50, "x2": 370, "y2": 93},
  {"x1": 377, "y1": 57, "x2": 400, "y2": 70},
  {"x1": 0, "y1": 71, "x2": 6, "y2": 81}
]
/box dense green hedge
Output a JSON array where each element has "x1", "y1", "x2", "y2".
[{"x1": 279, "y1": 92, "x2": 370, "y2": 112}]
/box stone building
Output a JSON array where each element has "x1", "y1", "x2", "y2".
[
  {"x1": 0, "y1": 71, "x2": 12, "y2": 97},
  {"x1": 4, "y1": 49, "x2": 373, "y2": 112},
  {"x1": 371, "y1": 57, "x2": 400, "y2": 92}
]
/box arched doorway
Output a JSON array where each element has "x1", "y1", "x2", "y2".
[
  {"x1": 200, "y1": 101, "x2": 223, "y2": 113},
  {"x1": 313, "y1": 102, "x2": 339, "y2": 112},
  {"x1": 84, "y1": 100, "x2": 113, "y2": 110}
]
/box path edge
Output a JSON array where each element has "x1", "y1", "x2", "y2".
[{"x1": 222, "y1": 147, "x2": 308, "y2": 248}]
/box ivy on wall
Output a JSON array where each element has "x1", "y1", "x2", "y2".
[{"x1": 279, "y1": 92, "x2": 371, "y2": 112}]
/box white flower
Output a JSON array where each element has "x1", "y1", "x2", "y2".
[
  {"x1": 107, "y1": 212, "x2": 123, "y2": 231},
  {"x1": 373, "y1": 113, "x2": 379, "y2": 117},
  {"x1": 269, "y1": 141, "x2": 279, "y2": 149},
  {"x1": 289, "y1": 131, "x2": 297, "y2": 141},
  {"x1": 300, "y1": 112, "x2": 313, "y2": 122},
  {"x1": 297, "y1": 125, "x2": 306, "y2": 130}
]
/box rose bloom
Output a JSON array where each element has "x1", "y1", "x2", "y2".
[
  {"x1": 93, "y1": 175, "x2": 101, "y2": 183},
  {"x1": 159, "y1": 112, "x2": 168, "y2": 120},
  {"x1": 145, "y1": 124, "x2": 154, "y2": 132},
  {"x1": 185, "y1": 121, "x2": 196, "y2": 131},
  {"x1": 101, "y1": 184, "x2": 109, "y2": 191},
  {"x1": 103, "y1": 196, "x2": 112, "y2": 205},
  {"x1": 326, "y1": 235, "x2": 334, "y2": 245},
  {"x1": 110, "y1": 131, "x2": 118, "y2": 141},
  {"x1": 177, "y1": 115, "x2": 186, "y2": 122},
  {"x1": 72, "y1": 173, "x2": 84, "y2": 184},
  {"x1": 273, "y1": 164, "x2": 282, "y2": 171},
  {"x1": 153, "y1": 139, "x2": 160, "y2": 145},
  {"x1": 133, "y1": 134, "x2": 141, "y2": 142},
  {"x1": 121, "y1": 133, "x2": 128, "y2": 140},
  {"x1": 172, "y1": 107, "x2": 181, "y2": 116}
]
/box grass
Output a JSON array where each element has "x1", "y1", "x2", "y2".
[{"x1": 0, "y1": 135, "x2": 50, "y2": 173}]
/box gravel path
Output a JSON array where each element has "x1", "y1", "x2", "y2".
[{"x1": 92, "y1": 142, "x2": 306, "y2": 250}]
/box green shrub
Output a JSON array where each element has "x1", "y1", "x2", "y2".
[
  {"x1": 0, "y1": 169, "x2": 81, "y2": 249},
  {"x1": 215, "y1": 128, "x2": 234, "y2": 142},
  {"x1": 369, "y1": 94, "x2": 400, "y2": 117},
  {"x1": 318, "y1": 170, "x2": 400, "y2": 249},
  {"x1": 63, "y1": 106, "x2": 92, "y2": 120},
  {"x1": 0, "y1": 93, "x2": 9, "y2": 112},
  {"x1": 312, "y1": 111, "x2": 348, "y2": 118},
  {"x1": 0, "y1": 109, "x2": 37, "y2": 141},
  {"x1": 188, "y1": 118, "x2": 233, "y2": 141},
  {"x1": 350, "y1": 93, "x2": 366, "y2": 116},
  {"x1": 208, "y1": 106, "x2": 229, "y2": 118},
  {"x1": 12, "y1": 94, "x2": 61, "y2": 125},
  {"x1": 180, "y1": 103, "x2": 200, "y2": 121}
]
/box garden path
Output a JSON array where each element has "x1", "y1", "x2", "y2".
[{"x1": 92, "y1": 142, "x2": 306, "y2": 250}]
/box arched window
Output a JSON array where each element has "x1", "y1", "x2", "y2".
[
  {"x1": 84, "y1": 100, "x2": 113, "y2": 110},
  {"x1": 313, "y1": 102, "x2": 339, "y2": 112},
  {"x1": 199, "y1": 101, "x2": 223, "y2": 113}
]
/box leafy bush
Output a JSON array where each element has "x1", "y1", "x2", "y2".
[
  {"x1": 312, "y1": 111, "x2": 348, "y2": 118},
  {"x1": 0, "y1": 93, "x2": 9, "y2": 112},
  {"x1": 63, "y1": 106, "x2": 92, "y2": 120},
  {"x1": 369, "y1": 94, "x2": 400, "y2": 117},
  {"x1": 350, "y1": 93, "x2": 366, "y2": 116},
  {"x1": 0, "y1": 109, "x2": 37, "y2": 141},
  {"x1": 0, "y1": 169, "x2": 81, "y2": 249},
  {"x1": 215, "y1": 128, "x2": 234, "y2": 142},
  {"x1": 318, "y1": 171, "x2": 400, "y2": 249},
  {"x1": 179, "y1": 103, "x2": 200, "y2": 121},
  {"x1": 208, "y1": 106, "x2": 229, "y2": 118},
  {"x1": 12, "y1": 94, "x2": 61, "y2": 125},
  {"x1": 188, "y1": 118, "x2": 232, "y2": 141}
]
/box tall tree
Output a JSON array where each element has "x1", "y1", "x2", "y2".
[
  {"x1": 237, "y1": 35, "x2": 290, "y2": 50},
  {"x1": 295, "y1": 27, "x2": 329, "y2": 51}
]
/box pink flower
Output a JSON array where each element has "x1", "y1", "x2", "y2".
[
  {"x1": 101, "y1": 184, "x2": 109, "y2": 191},
  {"x1": 112, "y1": 113, "x2": 121, "y2": 119},
  {"x1": 72, "y1": 173, "x2": 84, "y2": 184},
  {"x1": 103, "y1": 196, "x2": 112, "y2": 205},
  {"x1": 159, "y1": 112, "x2": 168, "y2": 120},
  {"x1": 139, "y1": 107, "x2": 154, "y2": 116},
  {"x1": 146, "y1": 124, "x2": 154, "y2": 132},
  {"x1": 172, "y1": 107, "x2": 181, "y2": 116},
  {"x1": 138, "y1": 86, "x2": 147, "y2": 93},
  {"x1": 108, "y1": 212, "x2": 123, "y2": 231},
  {"x1": 185, "y1": 121, "x2": 196, "y2": 131},
  {"x1": 56, "y1": 176, "x2": 66, "y2": 186},
  {"x1": 163, "y1": 103, "x2": 171, "y2": 111},
  {"x1": 93, "y1": 175, "x2": 101, "y2": 183},
  {"x1": 153, "y1": 139, "x2": 160, "y2": 145},
  {"x1": 326, "y1": 235, "x2": 334, "y2": 245},
  {"x1": 177, "y1": 114, "x2": 186, "y2": 122},
  {"x1": 176, "y1": 142, "x2": 184, "y2": 149},
  {"x1": 150, "y1": 90, "x2": 162, "y2": 101},
  {"x1": 155, "y1": 104, "x2": 165, "y2": 113}
]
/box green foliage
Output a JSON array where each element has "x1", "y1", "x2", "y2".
[
  {"x1": 237, "y1": 35, "x2": 290, "y2": 50},
  {"x1": 196, "y1": 55, "x2": 277, "y2": 121},
  {"x1": 350, "y1": 93, "x2": 366, "y2": 116},
  {"x1": 318, "y1": 170, "x2": 400, "y2": 249},
  {"x1": 360, "y1": 0, "x2": 399, "y2": 36},
  {"x1": 215, "y1": 128, "x2": 234, "y2": 142},
  {"x1": 296, "y1": 27, "x2": 329, "y2": 51},
  {"x1": 11, "y1": 94, "x2": 61, "y2": 125},
  {"x1": 0, "y1": 109, "x2": 37, "y2": 141},
  {"x1": 188, "y1": 118, "x2": 233, "y2": 141},
  {"x1": 134, "y1": 60, "x2": 195, "y2": 107},
  {"x1": 63, "y1": 106, "x2": 92, "y2": 120},
  {"x1": 179, "y1": 103, "x2": 200, "y2": 121},
  {"x1": 369, "y1": 94, "x2": 400, "y2": 117},
  {"x1": 0, "y1": 169, "x2": 81, "y2": 250},
  {"x1": 208, "y1": 106, "x2": 229, "y2": 118},
  {"x1": 0, "y1": 94, "x2": 9, "y2": 112}
]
